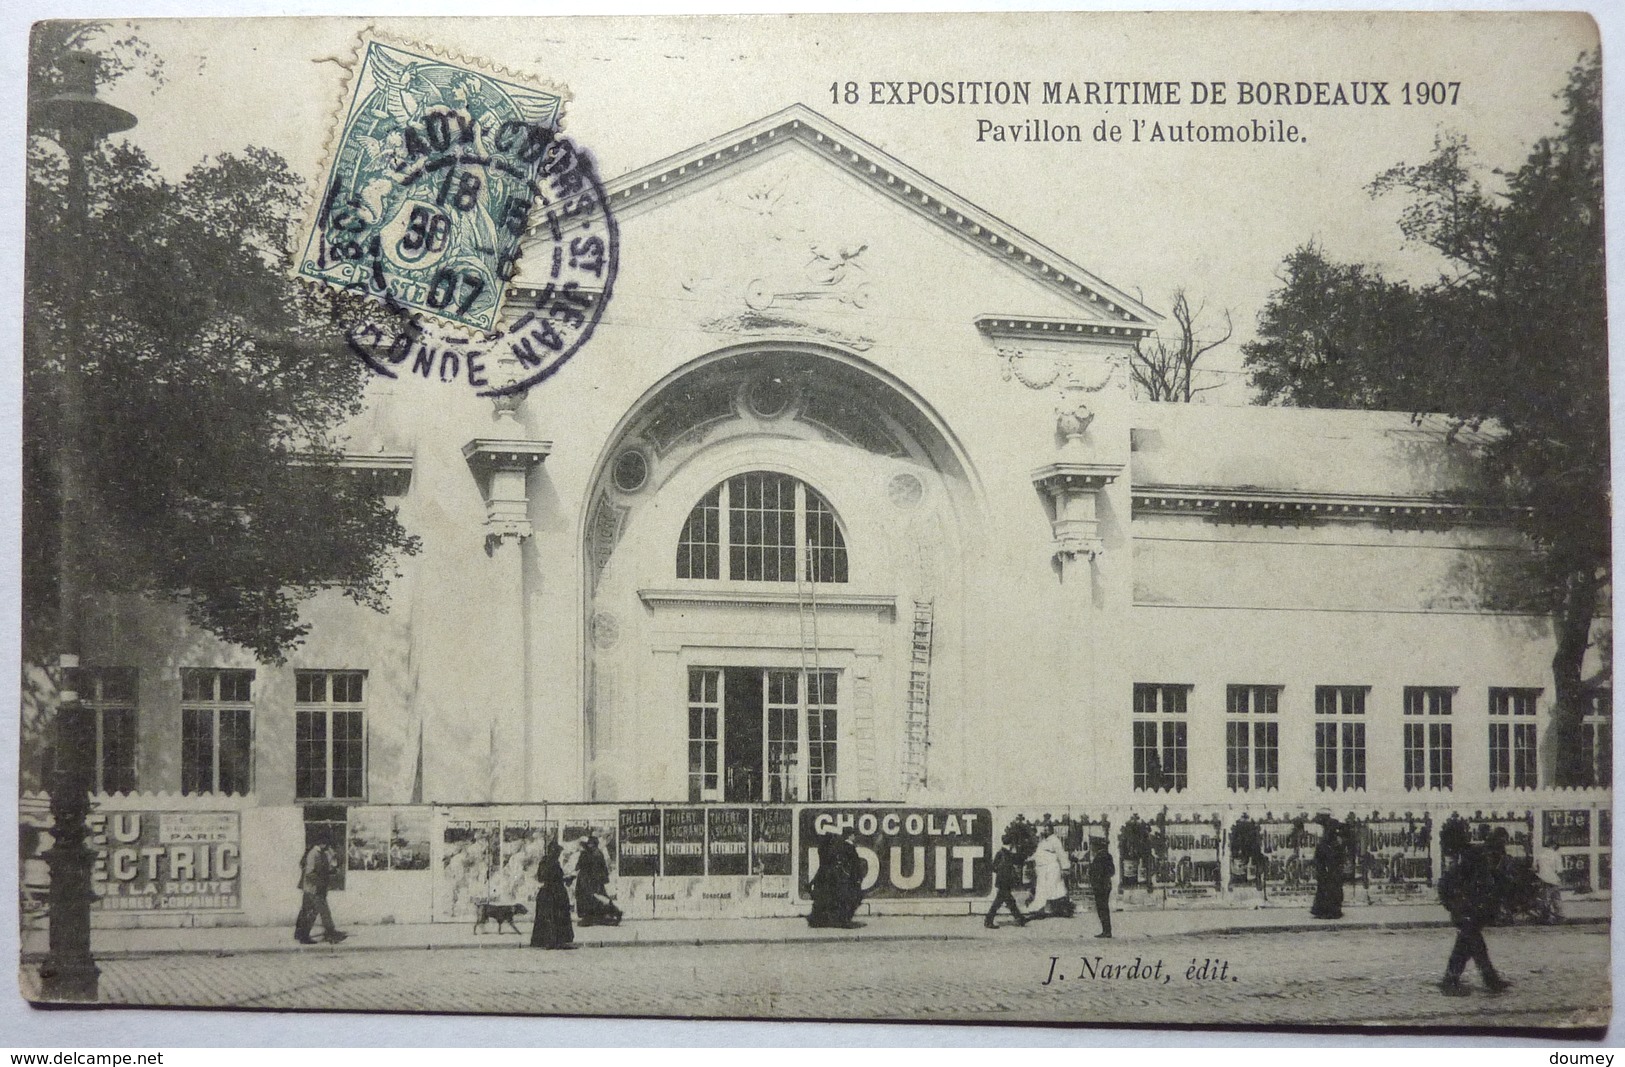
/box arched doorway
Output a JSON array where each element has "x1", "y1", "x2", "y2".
[{"x1": 579, "y1": 344, "x2": 981, "y2": 802}]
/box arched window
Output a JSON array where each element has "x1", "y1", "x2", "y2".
[{"x1": 676, "y1": 472, "x2": 848, "y2": 583}]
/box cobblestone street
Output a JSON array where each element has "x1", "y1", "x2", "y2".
[{"x1": 72, "y1": 922, "x2": 1609, "y2": 1030}]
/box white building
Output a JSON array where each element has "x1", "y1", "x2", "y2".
[{"x1": 38, "y1": 105, "x2": 1610, "y2": 924}]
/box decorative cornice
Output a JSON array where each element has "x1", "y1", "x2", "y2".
[
  {"x1": 338, "y1": 452, "x2": 413, "y2": 496},
  {"x1": 1131, "y1": 484, "x2": 1517, "y2": 527},
  {"x1": 976, "y1": 315, "x2": 1153, "y2": 343},
  {"x1": 639, "y1": 587, "x2": 897, "y2": 613},
  {"x1": 603, "y1": 104, "x2": 1159, "y2": 327},
  {"x1": 1033, "y1": 462, "x2": 1124, "y2": 495},
  {"x1": 461, "y1": 439, "x2": 554, "y2": 470}
]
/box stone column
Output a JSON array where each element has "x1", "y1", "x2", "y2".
[
  {"x1": 1032, "y1": 392, "x2": 1122, "y2": 800},
  {"x1": 462, "y1": 419, "x2": 551, "y2": 802}
]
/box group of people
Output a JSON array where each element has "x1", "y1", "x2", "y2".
[
  {"x1": 806, "y1": 826, "x2": 865, "y2": 928},
  {"x1": 530, "y1": 834, "x2": 621, "y2": 950},
  {"x1": 985, "y1": 820, "x2": 1116, "y2": 937}
]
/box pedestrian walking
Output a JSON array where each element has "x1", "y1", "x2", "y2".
[
  {"x1": 984, "y1": 834, "x2": 1028, "y2": 929},
  {"x1": 530, "y1": 839, "x2": 576, "y2": 950},
  {"x1": 1438, "y1": 839, "x2": 1511, "y2": 995},
  {"x1": 575, "y1": 835, "x2": 622, "y2": 927},
  {"x1": 293, "y1": 839, "x2": 348, "y2": 945},
  {"x1": 1310, "y1": 813, "x2": 1344, "y2": 920},
  {"x1": 1087, "y1": 835, "x2": 1116, "y2": 938}
]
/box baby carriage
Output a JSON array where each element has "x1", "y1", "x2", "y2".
[{"x1": 1496, "y1": 864, "x2": 1564, "y2": 926}]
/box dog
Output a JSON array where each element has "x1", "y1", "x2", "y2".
[{"x1": 472, "y1": 901, "x2": 529, "y2": 935}]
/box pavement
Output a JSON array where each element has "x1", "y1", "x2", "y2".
[{"x1": 19, "y1": 897, "x2": 1611, "y2": 960}]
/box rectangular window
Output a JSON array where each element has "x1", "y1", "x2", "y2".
[
  {"x1": 1225, "y1": 685, "x2": 1280, "y2": 792},
  {"x1": 67, "y1": 667, "x2": 140, "y2": 795},
  {"x1": 1580, "y1": 688, "x2": 1612, "y2": 787},
  {"x1": 1131, "y1": 683, "x2": 1189, "y2": 792},
  {"x1": 1314, "y1": 686, "x2": 1367, "y2": 791},
  {"x1": 181, "y1": 668, "x2": 255, "y2": 795},
  {"x1": 1488, "y1": 688, "x2": 1540, "y2": 791},
  {"x1": 687, "y1": 669, "x2": 721, "y2": 802},
  {"x1": 764, "y1": 670, "x2": 801, "y2": 802},
  {"x1": 806, "y1": 670, "x2": 838, "y2": 801},
  {"x1": 1403, "y1": 686, "x2": 1454, "y2": 790},
  {"x1": 295, "y1": 670, "x2": 366, "y2": 801}
]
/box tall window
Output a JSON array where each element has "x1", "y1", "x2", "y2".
[
  {"x1": 75, "y1": 667, "x2": 138, "y2": 794},
  {"x1": 1488, "y1": 688, "x2": 1539, "y2": 791},
  {"x1": 1226, "y1": 685, "x2": 1280, "y2": 792},
  {"x1": 1132, "y1": 684, "x2": 1189, "y2": 792},
  {"x1": 1403, "y1": 686, "x2": 1454, "y2": 790},
  {"x1": 676, "y1": 472, "x2": 847, "y2": 583},
  {"x1": 1314, "y1": 686, "x2": 1367, "y2": 791},
  {"x1": 687, "y1": 670, "x2": 721, "y2": 802},
  {"x1": 295, "y1": 671, "x2": 366, "y2": 801},
  {"x1": 1580, "y1": 687, "x2": 1612, "y2": 787},
  {"x1": 181, "y1": 669, "x2": 255, "y2": 795}
]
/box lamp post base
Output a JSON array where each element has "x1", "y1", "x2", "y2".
[{"x1": 35, "y1": 957, "x2": 101, "y2": 1003}]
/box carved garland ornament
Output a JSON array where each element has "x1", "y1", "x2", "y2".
[{"x1": 995, "y1": 345, "x2": 1123, "y2": 393}]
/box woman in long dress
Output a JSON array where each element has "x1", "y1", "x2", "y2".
[
  {"x1": 530, "y1": 840, "x2": 575, "y2": 949},
  {"x1": 1310, "y1": 820, "x2": 1345, "y2": 920},
  {"x1": 806, "y1": 832, "x2": 842, "y2": 927}
]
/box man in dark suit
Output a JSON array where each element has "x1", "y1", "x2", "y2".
[
  {"x1": 984, "y1": 833, "x2": 1027, "y2": 929},
  {"x1": 294, "y1": 839, "x2": 348, "y2": 944},
  {"x1": 1438, "y1": 840, "x2": 1510, "y2": 995},
  {"x1": 1087, "y1": 835, "x2": 1116, "y2": 938}
]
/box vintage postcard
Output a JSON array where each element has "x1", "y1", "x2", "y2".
[{"x1": 14, "y1": 9, "x2": 1615, "y2": 1037}]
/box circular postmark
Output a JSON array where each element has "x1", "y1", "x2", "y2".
[{"x1": 300, "y1": 39, "x2": 617, "y2": 397}]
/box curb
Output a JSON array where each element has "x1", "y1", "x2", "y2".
[{"x1": 26, "y1": 914, "x2": 1606, "y2": 962}]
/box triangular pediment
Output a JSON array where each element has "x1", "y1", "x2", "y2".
[{"x1": 602, "y1": 104, "x2": 1159, "y2": 331}]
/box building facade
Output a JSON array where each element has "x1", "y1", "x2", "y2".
[{"x1": 26, "y1": 105, "x2": 1611, "y2": 924}]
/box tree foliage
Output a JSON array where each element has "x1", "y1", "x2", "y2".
[
  {"x1": 25, "y1": 31, "x2": 420, "y2": 664},
  {"x1": 1130, "y1": 289, "x2": 1233, "y2": 402},
  {"x1": 1242, "y1": 52, "x2": 1608, "y2": 784}
]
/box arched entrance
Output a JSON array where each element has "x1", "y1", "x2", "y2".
[{"x1": 579, "y1": 343, "x2": 982, "y2": 802}]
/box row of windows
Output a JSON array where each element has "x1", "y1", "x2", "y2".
[
  {"x1": 68, "y1": 667, "x2": 366, "y2": 800},
  {"x1": 1133, "y1": 683, "x2": 1613, "y2": 794}
]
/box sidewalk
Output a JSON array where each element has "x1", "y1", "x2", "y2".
[{"x1": 20, "y1": 899, "x2": 1610, "y2": 960}]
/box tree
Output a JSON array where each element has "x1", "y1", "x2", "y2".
[
  {"x1": 1242, "y1": 52, "x2": 1608, "y2": 785},
  {"x1": 1130, "y1": 289, "x2": 1233, "y2": 402},
  {"x1": 25, "y1": 28, "x2": 421, "y2": 670}
]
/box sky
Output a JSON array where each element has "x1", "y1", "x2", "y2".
[{"x1": 28, "y1": 8, "x2": 1605, "y2": 403}]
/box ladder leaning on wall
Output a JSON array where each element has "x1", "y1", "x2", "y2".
[{"x1": 903, "y1": 599, "x2": 934, "y2": 790}]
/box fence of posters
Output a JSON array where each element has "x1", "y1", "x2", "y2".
[{"x1": 21, "y1": 794, "x2": 1613, "y2": 927}]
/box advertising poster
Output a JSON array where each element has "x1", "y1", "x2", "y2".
[
  {"x1": 90, "y1": 811, "x2": 241, "y2": 911},
  {"x1": 391, "y1": 809, "x2": 432, "y2": 870},
  {"x1": 1258, "y1": 815, "x2": 1320, "y2": 900},
  {"x1": 706, "y1": 807, "x2": 750, "y2": 876},
  {"x1": 618, "y1": 808, "x2": 660, "y2": 877},
  {"x1": 1357, "y1": 814, "x2": 1434, "y2": 900},
  {"x1": 798, "y1": 807, "x2": 992, "y2": 899},
  {"x1": 1542, "y1": 809, "x2": 1592, "y2": 849},
  {"x1": 437, "y1": 818, "x2": 498, "y2": 921},
  {"x1": 1157, "y1": 816, "x2": 1222, "y2": 899},
  {"x1": 750, "y1": 807, "x2": 793, "y2": 876},
  {"x1": 662, "y1": 807, "x2": 707, "y2": 876},
  {"x1": 346, "y1": 808, "x2": 393, "y2": 871},
  {"x1": 496, "y1": 820, "x2": 555, "y2": 905}
]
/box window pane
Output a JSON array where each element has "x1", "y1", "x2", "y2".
[
  {"x1": 181, "y1": 707, "x2": 213, "y2": 795},
  {"x1": 220, "y1": 670, "x2": 254, "y2": 703},
  {"x1": 99, "y1": 707, "x2": 138, "y2": 794},
  {"x1": 1226, "y1": 721, "x2": 1248, "y2": 791},
  {"x1": 99, "y1": 668, "x2": 138, "y2": 703},
  {"x1": 296, "y1": 709, "x2": 327, "y2": 799},
  {"x1": 333, "y1": 672, "x2": 364, "y2": 703},
  {"x1": 1256, "y1": 721, "x2": 1279, "y2": 789},
  {"x1": 218, "y1": 708, "x2": 253, "y2": 795},
  {"x1": 181, "y1": 669, "x2": 213, "y2": 703},
  {"x1": 296, "y1": 673, "x2": 325, "y2": 704}
]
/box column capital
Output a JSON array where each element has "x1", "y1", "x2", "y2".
[
  {"x1": 463, "y1": 438, "x2": 552, "y2": 550},
  {"x1": 1032, "y1": 460, "x2": 1122, "y2": 568}
]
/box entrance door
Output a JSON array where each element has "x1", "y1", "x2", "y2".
[
  {"x1": 723, "y1": 668, "x2": 763, "y2": 802},
  {"x1": 686, "y1": 667, "x2": 839, "y2": 803}
]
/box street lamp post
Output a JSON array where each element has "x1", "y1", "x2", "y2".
[{"x1": 31, "y1": 49, "x2": 136, "y2": 1003}]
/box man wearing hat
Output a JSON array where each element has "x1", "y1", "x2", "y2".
[{"x1": 1086, "y1": 835, "x2": 1116, "y2": 938}]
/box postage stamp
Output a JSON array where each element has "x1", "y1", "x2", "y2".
[{"x1": 298, "y1": 37, "x2": 616, "y2": 380}]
